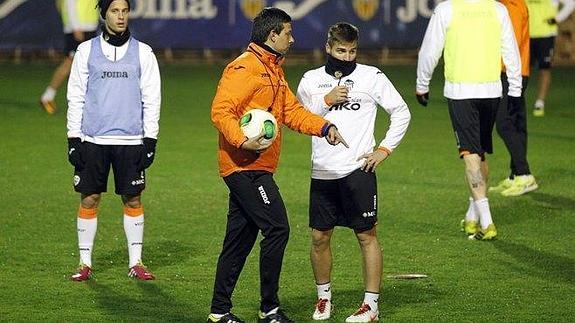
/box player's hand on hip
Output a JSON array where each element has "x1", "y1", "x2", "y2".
[
  {"x1": 67, "y1": 137, "x2": 86, "y2": 170},
  {"x1": 324, "y1": 86, "x2": 349, "y2": 106},
  {"x1": 140, "y1": 138, "x2": 157, "y2": 170},
  {"x1": 357, "y1": 149, "x2": 389, "y2": 172},
  {"x1": 240, "y1": 131, "x2": 272, "y2": 154},
  {"x1": 415, "y1": 92, "x2": 429, "y2": 107},
  {"x1": 325, "y1": 125, "x2": 349, "y2": 148}
]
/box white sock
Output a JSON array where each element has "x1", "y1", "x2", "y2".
[
  {"x1": 41, "y1": 87, "x2": 56, "y2": 102},
  {"x1": 123, "y1": 212, "x2": 144, "y2": 268},
  {"x1": 363, "y1": 292, "x2": 379, "y2": 312},
  {"x1": 464, "y1": 197, "x2": 478, "y2": 222},
  {"x1": 535, "y1": 99, "x2": 545, "y2": 109},
  {"x1": 474, "y1": 198, "x2": 493, "y2": 229},
  {"x1": 77, "y1": 217, "x2": 97, "y2": 267},
  {"x1": 316, "y1": 282, "x2": 332, "y2": 300}
]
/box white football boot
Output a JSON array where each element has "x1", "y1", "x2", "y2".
[
  {"x1": 312, "y1": 298, "x2": 332, "y2": 320},
  {"x1": 345, "y1": 303, "x2": 379, "y2": 322}
]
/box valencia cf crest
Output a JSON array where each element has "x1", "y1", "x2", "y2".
[
  {"x1": 240, "y1": 0, "x2": 266, "y2": 20},
  {"x1": 344, "y1": 79, "x2": 355, "y2": 91},
  {"x1": 352, "y1": 0, "x2": 379, "y2": 21}
]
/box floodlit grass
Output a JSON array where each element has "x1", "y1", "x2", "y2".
[{"x1": 0, "y1": 63, "x2": 574, "y2": 322}]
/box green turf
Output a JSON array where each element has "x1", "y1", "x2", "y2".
[{"x1": 0, "y1": 62, "x2": 574, "y2": 322}]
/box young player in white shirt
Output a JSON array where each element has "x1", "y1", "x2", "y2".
[
  {"x1": 296, "y1": 22, "x2": 411, "y2": 322},
  {"x1": 67, "y1": 0, "x2": 161, "y2": 282}
]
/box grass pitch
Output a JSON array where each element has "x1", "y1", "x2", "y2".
[{"x1": 0, "y1": 63, "x2": 574, "y2": 322}]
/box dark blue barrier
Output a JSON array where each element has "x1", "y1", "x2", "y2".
[{"x1": 0, "y1": 0, "x2": 439, "y2": 50}]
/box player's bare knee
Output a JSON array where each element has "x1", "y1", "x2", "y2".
[
  {"x1": 463, "y1": 155, "x2": 484, "y2": 186},
  {"x1": 355, "y1": 227, "x2": 378, "y2": 247},
  {"x1": 463, "y1": 153, "x2": 482, "y2": 164},
  {"x1": 122, "y1": 194, "x2": 142, "y2": 208},
  {"x1": 311, "y1": 229, "x2": 332, "y2": 249},
  {"x1": 80, "y1": 193, "x2": 101, "y2": 209}
]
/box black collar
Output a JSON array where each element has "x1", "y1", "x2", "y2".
[
  {"x1": 255, "y1": 41, "x2": 283, "y2": 60},
  {"x1": 101, "y1": 25, "x2": 131, "y2": 47}
]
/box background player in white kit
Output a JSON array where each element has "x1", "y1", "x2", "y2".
[{"x1": 296, "y1": 22, "x2": 411, "y2": 322}]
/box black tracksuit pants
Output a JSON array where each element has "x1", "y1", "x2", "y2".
[
  {"x1": 210, "y1": 171, "x2": 289, "y2": 314},
  {"x1": 496, "y1": 75, "x2": 531, "y2": 177}
]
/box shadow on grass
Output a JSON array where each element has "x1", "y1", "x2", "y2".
[
  {"x1": 494, "y1": 240, "x2": 575, "y2": 286},
  {"x1": 492, "y1": 191, "x2": 575, "y2": 227},
  {"x1": 528, "y1": 191, "x2": 575, "y2": 211},
  {"x1": 381, "y1": 281, "x2": 443, "y2": 317},
  {"x1": 96, "y1": 239, "x2": 195, "y2": 273},
  {"x1": 284, "y1": 282, "x2": 442, "y2": 321},
  {"x1": 70, "y1": 238, "x2": 205, "y2": 321},
  {"x1": 86, "y1": 280, "x2": 204, "y2": 321}
]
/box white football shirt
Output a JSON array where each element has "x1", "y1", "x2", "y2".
[{"x1": 297, "y1": 64, "x2": 411, "y2": 180}]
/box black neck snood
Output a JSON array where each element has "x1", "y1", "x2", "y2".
[
  {"x1": 102, "y1": 25, "x2": 131, "y2": 47},
  {"x1": 325, "y1": 54, "x2": 357, "y2": 78}
]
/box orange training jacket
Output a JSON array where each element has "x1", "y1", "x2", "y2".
[
  {"x1": 211, "y1": 42, "x2": 329, "y2": 177},
  {"x1": 502, "y1": 0, "x2": 530, "y2": 76}
]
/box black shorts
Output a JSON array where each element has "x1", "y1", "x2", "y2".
[
  {"x1": 447, "y1": 98, "x2": 499, "y2": 158},
  {"x1": 73, "y1": 142, "x2": 145, "y2": 195},
  {"x1": 530, "y1": 37, "x2": 555, "y2": 70},
  {"x1": 64, "y1": 31, "x2": 97, "y2": 57},
  {"x1": 309, "y1": 169, "x2": 377, "y2": 232}
]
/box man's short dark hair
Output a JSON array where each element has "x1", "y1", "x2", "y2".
[
  {"x1": 327, "y1": 22, "x2": 359, "y2": 46},
  {"x1": 250, "y1": 7, "x2": 292, "y2": 44}
]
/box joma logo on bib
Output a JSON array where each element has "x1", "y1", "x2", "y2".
[{"x1": 101, "y1": 71, "x2": 129, "y2": 79}]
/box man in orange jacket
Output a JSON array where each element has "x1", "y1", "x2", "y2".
[
  {"x1": 490, "y1": 0, "x2": 538, "y2": 196},
  {"x1": 207, "y1": 7, "x2": 347, "y2": 323}
]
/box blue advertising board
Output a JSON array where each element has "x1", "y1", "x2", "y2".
[{"x1": 0, "y1": 0, "x2": 441, "y2": 50}]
